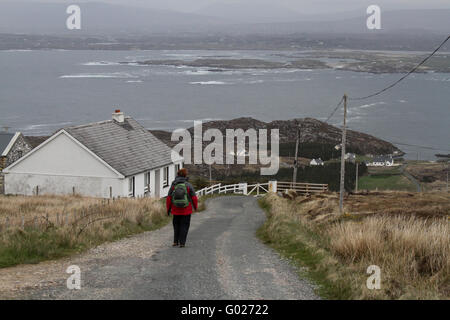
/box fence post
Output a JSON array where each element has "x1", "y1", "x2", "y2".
[
  {"x1": 268, "y1": 181, "x2": 277, "y2": 193},
  {"x1": 239, "y1": 182, "x2": 248, "y2": 195}
]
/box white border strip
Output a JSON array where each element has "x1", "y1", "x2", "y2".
[{"x1": 1, "y1": 132, "x2": 20, "y2": 157}]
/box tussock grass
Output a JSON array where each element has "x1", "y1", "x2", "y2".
[
  {"x1": 258, "y1": 192, "x2": 449, "y2": 299},
  {"x1": 0, "y1": 195, "x2": 168, "y2": 268}
]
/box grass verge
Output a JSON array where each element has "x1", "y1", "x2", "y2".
[
  {"x1": 0, "y1": 195, "x2": 170, "y2": 268},
  {"x1": 257, "y1": 196, "x2": 353, "y2": 299},
  {"x1": 257, "y1": 192, "x2": 449, "y2": 299}
]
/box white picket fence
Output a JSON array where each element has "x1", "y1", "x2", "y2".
[
  {"x1": 196, "y1": 181, "x2": 328, "y2": 198},
  {"x1": 196, "y1": 182, "x2": 271, "y2": 197}
]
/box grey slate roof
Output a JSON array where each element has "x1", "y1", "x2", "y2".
[
  {"x1": 0, "y1": 132, "x2": 15, "y2": 155},
  {"x1": 373, "y1": 155, "x2": 393, "y2": 163},
  {"x1": 64, "y1": 117, "x2": 174, "y2": 177}
]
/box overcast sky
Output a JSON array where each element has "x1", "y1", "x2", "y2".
[{"x1": 24, "y1": 0, "x2": 450, "y2": 14}]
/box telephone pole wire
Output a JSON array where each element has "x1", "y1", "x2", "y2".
[{"x1": 339, "y1": 94, "x2": 348, "y2": 214}]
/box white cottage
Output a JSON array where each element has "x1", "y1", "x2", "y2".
[
  {"x1": 3, "y1": 111, "x2": 183, "y2": 198},
  {"x1": 310, "y1": 158, "x2": 324, "y2": 166},
  {"x1": 367, "y1": 155, "x2": 394, "y2": 167}
]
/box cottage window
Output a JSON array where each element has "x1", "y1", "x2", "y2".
[
  {"x1": 163, "y1": 166, "x2": 169, "y2": 187},
  {"x1": 128, "y1": 176, "x2": 135, "y2": 197},
  {"x1": 144, "y1": 171, "x2": 151, "y2": 193},
  {"x1": 175, "y1": 163, "x2": 181, "y2": 174}
]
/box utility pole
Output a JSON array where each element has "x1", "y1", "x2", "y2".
[
  {"x1": 355, "y1": 161, "x2": 359, "y2": 193},
  {"x1": 292, "y1": 124, "x2": 300, "y2": 184},
  {"x1": 339, "y1": 94, "x2": 348, "y2": 214},
  {"x1": 209, "y1": 164, "x2": 212, "y2": 184}
]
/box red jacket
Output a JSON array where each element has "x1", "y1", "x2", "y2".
[{"x1": 166, "y1": 177, "x2": 198, "y2": 215}]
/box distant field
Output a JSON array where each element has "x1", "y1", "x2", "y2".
[{"x1": 358, "y1": 166, "x2": 416, "y2": 192}]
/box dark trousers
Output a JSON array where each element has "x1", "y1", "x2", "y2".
[{"x1": 173, "y1": 214, "x2": 191, "y2": 245}]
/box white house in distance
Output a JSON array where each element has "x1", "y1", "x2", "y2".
[
  {"x1": 3, "y1": 110, "x2": 183, "y2": 198},
  {"x1": 310, "y1": 158, "x2": 324, "y2": 166},
  {"x1": 367, "y1": 155, "x2": 394, "y2": 167},
  {"x1": 345, "y1": 153, "x2": 356, "y2": 161}
]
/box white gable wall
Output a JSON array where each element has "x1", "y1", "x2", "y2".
[
  {"x1": 4, "y1": 131, "x2": 125, "y2": 197},
  {"x1": 6, "y1": 132, "x2": 119, "y2": 178},
  {"x1": 5, "y1": 173, "x2": 125, "y2": 198}
]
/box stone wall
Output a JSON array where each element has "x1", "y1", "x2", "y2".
[
  {"x1": 5, "y1": 134, "x2": 32, "y2": 168},
  {"x1": 0, "y1": 134, "x2": 32, "y2": 194}
]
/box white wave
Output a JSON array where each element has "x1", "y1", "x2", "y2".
[
  {"x1": 81, "y1": 61, "x2": 120, "y2": 66},
  {"x1": 189, "y1": 81, "x2": 227, "y2": 85},
  {"x1": 23, "y1": 121, "x2": 73, "y2": 131},
  {"x1": 164, "y1": 53, "x2": 198, "y2": 58},
  {"x1": 399, "y1": 100, "x2": 407, "y2": 103},
  {"x1": 358, "y1": 102, "x2": 386, "y2": 109},
  {"x1": 276, "y1": 78, "x2": 311, "y2": 82},
  {"x1": 245, "y1": 80, "x2": 265, "y2": 84},
  {"x1": 126, "y1": 80, "x2": 143, "y2": 83},
  {"x1": 4, "y1": 49, "x2": 33, "y2": 52},
  {"x1": 60, "y1": 73, "x2": 137, "y2": 79},
  {"x1": 347, "y1": 116, "x2": 362, "y2": 122}
]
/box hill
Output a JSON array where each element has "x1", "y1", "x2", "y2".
[{"x1": 151, "y1": 117, "x2": 401, "y2": 156}]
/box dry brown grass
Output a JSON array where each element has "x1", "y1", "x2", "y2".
[
  {"x1": 0, "y1": 195, "x2": 168, "y2": 268},
  {"x1": 0, "y1": 194, "x2": 165, "y2": 230},
  {"x1": 328, "y1": 216, "x2": 449, "y2": 299},
  {"x1": 260, "y1": 191, "x2": 450, "y2": 299}
]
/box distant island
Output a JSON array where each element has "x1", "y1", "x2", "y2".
[{"x1": 126, "y1": 50, "x2": 450, "y2": 74}]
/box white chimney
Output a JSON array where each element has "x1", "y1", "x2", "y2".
[{"x1": 112, "y1": 109, "x2": 124, "y2": 123}]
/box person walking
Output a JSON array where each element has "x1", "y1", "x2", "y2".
[{"x1": 166, "y1": 168, "x2": 198, "y2": 248}]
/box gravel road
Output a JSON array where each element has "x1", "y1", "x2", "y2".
[{"x1": 1, "y1": 196, "x2": 319, "y2": 300}]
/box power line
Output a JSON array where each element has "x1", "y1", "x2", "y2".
[
  {"x1": 324, "y1": 95, "x2": 345, "y2": 123},
  {"x1": 390, "y1": 141, "x2": 450, "y2": 153},
  {"x1": 345, "y1": 125, "x2": 450, "y2": 152},
  {"x1": 349, "y1": 35, "x2": 450, "y2": 101}
]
